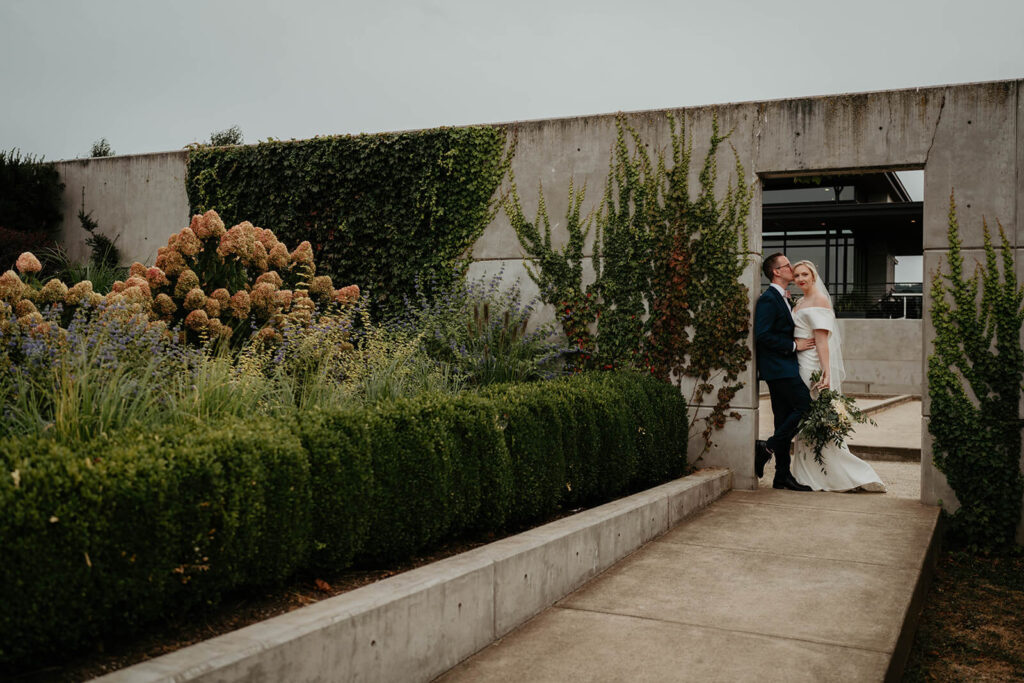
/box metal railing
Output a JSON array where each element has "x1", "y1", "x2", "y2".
[{"x1": 823, "y1": 282, "x2": 923, "y2": 319}]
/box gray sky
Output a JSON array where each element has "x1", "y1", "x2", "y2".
[{"x1": 2, "y1": 0, "x2": 1022, "y2": 162}]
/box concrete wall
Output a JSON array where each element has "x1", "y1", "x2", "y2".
[
  {"x1": 54, "y1": 151, "x2": 189, "y2": 267},
  {"x1": 46, "y1": 80, "x2": 1024, "y2": 541},
  {"x1": 838, "y1": 319, "x2": 922, "y2": 395}
]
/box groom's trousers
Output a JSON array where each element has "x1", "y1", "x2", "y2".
[{"x1": 765, "y1": 376, "x2": 811, "y2": 478}]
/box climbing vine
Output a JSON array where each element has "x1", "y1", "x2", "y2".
[
  {"x1": 928, "y1": 191, "x2": 1024, "y2": 553},
  {"x1": 186, "y1": 127, "x2": 513, "y2": 318},
  {"x1": 504, "y1": 113, "x2": 752, "y2": 455}
]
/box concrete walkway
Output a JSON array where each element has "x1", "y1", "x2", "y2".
[{"x1": 438, "y1": 488, "x2": 940, "y2": 682}]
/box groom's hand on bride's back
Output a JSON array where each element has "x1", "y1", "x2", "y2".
[{"x1": 795, "y1": 338, "x2": 815, "y2": 351}]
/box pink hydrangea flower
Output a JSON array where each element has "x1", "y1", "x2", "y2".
[
  {"x1": 124, "y1": 276, "x2": 152, "y2": 299},
  {"x1": 176, "y1": 227, "x2": 202, "y2": 257},
  {"x1": 174, "y1": 269, "x2": 200, "y2": 299},
  {"x1": 0, "y1": 270, "x2": 26, "y2": 303},
  {"x1": 146, "y1": 267, "x2": 169, "y2": 289},
  {"x1": 229, "y1": 290, "x2": 251, "y2": 319},
  {"x1": 185, "y1": 309, "x2": 210, "y2": 331},
  {"x1": 156, "y1": 249, "x2": 186, "y2": 278},
  {"x1": 15, "y1": 252, "x2": 42, "y2": 275},
  {"x1": 14, "y1": 299, "x2": 37, "y2": 317},
  {"x1": 309, "y1": 275, "x2": 334, "y2": 301},
  {"x1": 249, "y1": 282, "x2": 278, "y2": 315},
  {"x1": 209, "y1": 288, "x2": 231, "y2": 306},
  {"x1": 204, "y1": 297, "x2": 221, "y2": 319},
  {"x1": 256, "y1": 271, "x2": 283, "y2": 288},
  {"x1": 290, "y1": 241, "x2": 315, "y2": 268},
  {"x1": 268, "y1": 243, "x2": 289, "y2": 270},
  {"x1": 38, "y1": 278, "x2": 69, "y2": 304},
  {"x1": 153, "y1": 293, "x2": 177, "y2": 316},
  {"x1": 129, "y1": 262, "x2": 147, "y2": 278},
  {"x1": 183, "y1": 287, "x2": 207, "y2": 311},
  {"x1": 65, "y1": 280, "x2": 94, "y2": 306},
  {"x1": 334, "y1": 284, "x2": 361, "y2": 304}
]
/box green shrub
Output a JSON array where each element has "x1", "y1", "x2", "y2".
[
  {"x1": 0, "y1": 371, "x2": 686, "y2": 668},
  {"x1": 482, "y1": 382, "x2": 568, "y2": 525},
  {"x1": 0, "y1": 417, "x2": 310, "y2": 665},
  {"x1": 297, "y1": 407, "x2": 375, "y2": 570}
]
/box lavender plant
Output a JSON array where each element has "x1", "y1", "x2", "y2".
[{"x1": 394, "y1": 268, "x2": 564, "y2": 386}]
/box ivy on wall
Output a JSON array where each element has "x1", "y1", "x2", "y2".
[
  {"x1": 186, "y1": 127, "x2": 512, "y2": 317},
  {"x1": 928, "y1": 192, "x2": 1023, "y2": 553},
  {"x1": 504, "y1": 113, "x2": 752, "y2": 456}
]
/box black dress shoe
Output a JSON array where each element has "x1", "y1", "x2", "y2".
[
  {"x1": 755, "y1": 440, "x2": 773, "y2": 479},
  {"x1": 773, "y1": 474, "x2": 813, "y2": 492}
]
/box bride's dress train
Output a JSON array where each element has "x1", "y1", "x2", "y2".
[{"x1": 790, "y1": 307, "x2": 886, "y2": 493}]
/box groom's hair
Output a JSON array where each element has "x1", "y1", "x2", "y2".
[{"x1": 763, "y1": 252, "x2": 785, "y2": 279}]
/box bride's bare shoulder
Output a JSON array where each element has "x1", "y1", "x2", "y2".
[{"x1": 807, "y1": 294, "x2": 832, "y2": 310}]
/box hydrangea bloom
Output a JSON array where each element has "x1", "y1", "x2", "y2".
[
  {"x1": 176, "y1": 227, "x2": 202, "y2": 257},
  {"x1": 289, "y1": 241, "x2": 315, "y2": 268},
  {"x1": 335, "y1": 284, "x2": 360, "y2": 304},
  {"x1": 38, "y1": 279, "x2": 69, "y2": 305},
  {"x1": 268, "y1": 243, "x2": 289, "y2": 270},
  {"x1": 249, "y1": 282, "x2": 280, "y2": 316},
  {"x1": 14, "y1": 299, "x2": 37, "y2": 317},
  {"x1": 203, "y1": 297, "x2": 221, "y2": 319},
  {"x1": 15, "y1": 252, "x2": 42, "y2": 275},
  {"x1": 0, "y1": 270, "x2": 25, "y2": 303},
  {"x1": 309, "y1": 275, "x2": 334, "y2": 301},
  {"x1": 65, "y1": 280, "x2": 94, "y2": 306},
  {"x1": 156, "y1": 248, "x2": 186, "y2": 278},
  {"x1": 145, "y1": 267, "x2": 169, "y2": 289},
  {"x1": 229, "y1": 290, "x2": 251, "y2": 319},
  {"x1": 153, "y1": 293, "x2": 177, "y2": 317},
  {"x1": 124, "y1": 276, "x2": 152, "y2": 299},
  {"x1": 256, "y1": 271, "x2": 283, "y2": 288},
  {"x1": 183, "y1": 287, "x2": 207, "y2": 311},
  {"x1": 209, "y1": 288, "x2": 231, "y2": 307},
  {"x1": 174, "y1": 269, "x2": 200, "y2": 299},
  {"x1": 184, "y1": 309, "x2": 210, "y2": 331}
]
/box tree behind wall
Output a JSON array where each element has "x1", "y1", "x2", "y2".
[
  {"x1": 0, "y1": 149, "x2": 64, "y2": 270},
  {"x1": 90, "y1": 139, "x2": 114, "y2": 157},
  {"x1": 209, "y1": 126, "x2": 243, "y2": 146}
]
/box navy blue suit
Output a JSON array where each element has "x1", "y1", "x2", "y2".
[{"x1": 754, "y1": 286, "x2": 811, "y2": 480}]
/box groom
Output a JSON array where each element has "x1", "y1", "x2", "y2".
[{"x1": 754, "y1": 253, "x2": 813, "y2": 491}]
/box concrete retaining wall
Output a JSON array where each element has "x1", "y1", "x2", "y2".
[{"x1": 91, "y1": 469, "x2": 732, "y2": 683}]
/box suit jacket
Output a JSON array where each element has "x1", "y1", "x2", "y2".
[{"x1": 754, "y1": 286, "x2": 799, "y2": 381}]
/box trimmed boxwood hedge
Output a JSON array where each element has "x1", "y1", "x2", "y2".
[{"x1": 0, "y1": 371, "x2": 687, "y2": 667}]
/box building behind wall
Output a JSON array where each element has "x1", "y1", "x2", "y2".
[{"x1": 761, "y1": 171, "x2": 923, "y2": 320}]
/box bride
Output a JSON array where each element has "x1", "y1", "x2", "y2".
[{"x1": 789, "y1": 260, "x2": 886, "y2": 492}]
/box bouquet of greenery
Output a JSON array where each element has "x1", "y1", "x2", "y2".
[{"x1": 797, "y1": 370, "x2": 876, "y2": 473}]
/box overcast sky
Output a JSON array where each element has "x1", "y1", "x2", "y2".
[{"x1": 2, "y1": 0, "x2": 1022, "y2": 164}]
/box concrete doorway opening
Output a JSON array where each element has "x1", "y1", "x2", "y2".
[{"x1": 756, "y1": 169, "x2": 925, "y2": 498}]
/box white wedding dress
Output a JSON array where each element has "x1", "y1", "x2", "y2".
[{"x1": 790, "y1": 307, "x2": 886, "y2": 492}]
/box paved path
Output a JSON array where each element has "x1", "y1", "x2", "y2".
[{"x1": 438, "y1": 489, "x2": 939, "y2": 682}]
